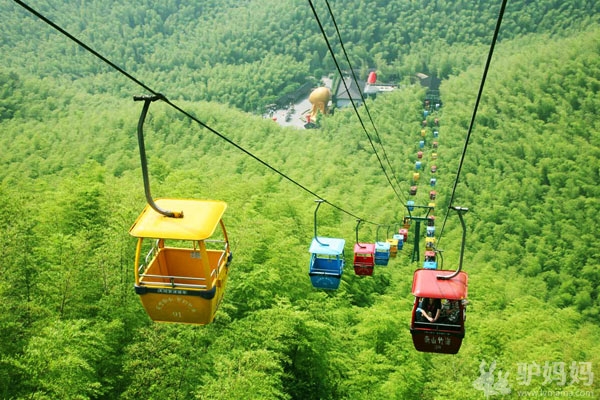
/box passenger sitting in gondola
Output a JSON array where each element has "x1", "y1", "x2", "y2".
[
  {"x1": 440, "y1": 299, "x2": 461, "y2": 324},
  {"x1": 416, "y1": 297, "x2": 441, "y2": 323}
]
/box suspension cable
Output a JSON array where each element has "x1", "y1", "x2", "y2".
[
  {"x1": 323, "y1": 0, "x2": 407, "y2": 203},
  {"x1": 436, "y1": 0, "x2": 508, "y2": 246},
  {"x1": 308, "y1": 0, "x2": 405, "y2": 205},
  {"x1": 13, "y1": 0, "x2": 396, "y2": 227}
]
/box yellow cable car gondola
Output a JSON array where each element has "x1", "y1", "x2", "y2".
[
  {"x1": 129, "y1": 95, "x2": 232, "y2": 325},
  {"x1": 130, "y1": 199, "x2": 231, "y2": 325}
]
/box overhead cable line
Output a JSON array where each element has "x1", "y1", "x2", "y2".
[
  {"x1": 308, "y1": 0, "x2": 405, "y2": 205},
  {"x1": 436, "y1": 0, "x2": 508, "y2": 246},
  {"x1": 322, "y1": 0, "x2": 407, "y2": 204},
  {"x1": 13, "y1": 0, "x2": 388, "y2": 227}
]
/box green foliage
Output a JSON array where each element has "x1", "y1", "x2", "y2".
[
  {"x1": 2, "y1": 1, "x2": 598, "y2": 112},
  {"x1": 0, "y1": 1, "x2": 599, "y2": 399}
]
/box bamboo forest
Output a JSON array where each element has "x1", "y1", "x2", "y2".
[{"x1": 0, "y1": 1, "x2": 599, "y2": 399}]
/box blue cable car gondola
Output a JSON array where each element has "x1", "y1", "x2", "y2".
[
  {"x1": 375, "y1": 241, "x2": 391, "y2": 265},
  {"x1": 423, "y1": 250, "x2": 437, "y2": 269},
  {"x1": 393, "y1": 233, "x2": 404, "y2": 250},
  {"x1": 308, "y1": 200, "x2": 345, "y2": 289},
  {"x1": 309, "y1": 237, "x2": 345, "y2": 289},
  {"x1": 426, "y1": 226, "x2": 435, "y2": 237},
  {"x1": 374, "y1": 226, "x2": 391, "y2": 265}
]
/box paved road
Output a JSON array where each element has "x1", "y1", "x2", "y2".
[{"x1": 266, "y1": 77, "x2": 333, "y2": 129}]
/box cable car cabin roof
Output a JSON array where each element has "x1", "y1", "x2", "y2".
[
  {"x1": 129, "y1": 198, "x2": 227, "y2": 240},
  {"x1": 309, "y1": 237, "x2": 345, "y2": 256},
  {"x1": 412, "y1": 269, "x2": 468, "y2": 300},
  {"x1": 375, "y1": 241, "x2": 391, "y2": 250},
  {"x1": 354, "y1": 242, "x2": 375, "y2": 253}
]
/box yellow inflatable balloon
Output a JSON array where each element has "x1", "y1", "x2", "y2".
[{"x1": 308, "y1": 87, "x2": 331, "y2": 119}]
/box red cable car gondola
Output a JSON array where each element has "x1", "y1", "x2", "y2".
[
  {"x1": 353, "y1": 219, "x2": 375, "y2": 276},
  {"x1": 410, "y1": 207, "x2": 469, "y2": 354},
  {"x1": 354, "y1": 243, "x2": 376, "y2": 276},
  {"x1": 399, "y1": 228, "x2": 408, "y2": 242},
  {"x1": 410, "y1": 269, "x2": 468, "y2": 354}
]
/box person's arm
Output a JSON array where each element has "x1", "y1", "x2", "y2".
[{"x1": 432, "y1": 308, "x2": 441, "y2": 322}]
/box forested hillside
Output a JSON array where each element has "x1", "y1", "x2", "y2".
[
  {"x1": 2, "y1": 0, "x2": 598, "y2": 111},
  {"x1": 1, "y1": 1, "x2": 599, "y2": 399}
]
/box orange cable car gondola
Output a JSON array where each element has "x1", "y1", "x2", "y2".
[
  {"x1": 410, "y1": 207, "x2": 469, "y2": 354},
  {"x1": 129, "y1": 95, "x2": 232, "y2": 325},
  {"x1": 386, "y1": 226, "x2": 399, "y2": 257}
]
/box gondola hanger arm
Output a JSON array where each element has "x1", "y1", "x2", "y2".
[{"x1": 134, "y1": 94, "x2": 183, "y2": 218}]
